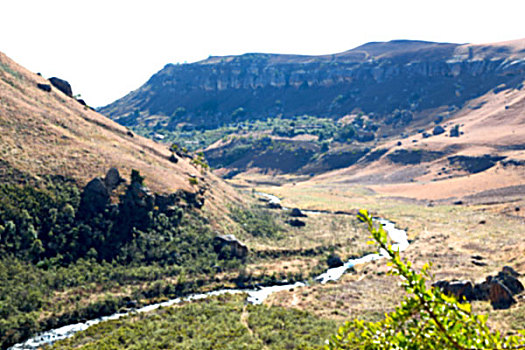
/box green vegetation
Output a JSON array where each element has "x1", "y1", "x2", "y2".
[
  {"x1": 131, "y1": 114, "x2": 377, "y2": 152},
  {"x1": 229, "y1": 205, "x2": 284, "y2": 238},
  {"x1": 328, "y1": 210, "x2": 525, "y2": 349},
  {"x1": 50, "y1": 294, "x2": 337, "y2": 350},
  {"x1": 0, "y1": 174, "x2": 247, "y2": 349}
]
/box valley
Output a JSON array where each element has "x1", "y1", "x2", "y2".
[{"x1": 1, "y1": 36, "x2": 524, "y2": 349}]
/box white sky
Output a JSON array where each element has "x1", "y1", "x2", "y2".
[{"x1": 2, "y1": 0, "x2": 525, "y2": 107}]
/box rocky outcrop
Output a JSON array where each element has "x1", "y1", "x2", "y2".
[
  {"x1": 37, "y1": 83, "x2": 51, "y2": 92},
  {"x1": 433, "y1": 280, "x2": 474, "y2": 301},
  {"x1": 104, "y1": 167, "x2": 124, "y2": 191},
  {"x1": 433, "y1": 266, "x2": 523, "y2": 309},
  {"x1": 49, "y1": 77, "x2": 73, "y2": 97},
  {"x1": 78, "y1": 177, "x2": 110, "y2": 217},
  {"x1": 213, "y1": 234, "x2": 248, "y2": 260},
  {"x1": 489, "y1": 281, "x2": 516, "y2": 309}
]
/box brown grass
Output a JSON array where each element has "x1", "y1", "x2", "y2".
[{"x1": 0, "y1": 51, "x2": 245, "y2": 228}]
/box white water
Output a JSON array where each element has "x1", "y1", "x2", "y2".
[{"x1": 10, "y1": 195, "x2": 409, "y2": 350}]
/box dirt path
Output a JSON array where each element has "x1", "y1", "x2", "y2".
[{"x1": 240, "y1": 305, "x2": 269, "y2": 350}]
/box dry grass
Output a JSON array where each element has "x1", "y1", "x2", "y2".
[
  {"x1": 0, "y1": 51, "x2": 245, "y2": 229},
  {"x1": 244, "y1": 180, "x2": 525, "y2": 332}
]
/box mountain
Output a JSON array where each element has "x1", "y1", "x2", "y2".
[{"x1": 100, "y1": 39, "x2": 525, "y2": 132}]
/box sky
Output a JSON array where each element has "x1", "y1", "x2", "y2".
[{"x1": 2, "y1": 0, "x2": 525, "y2": 107}]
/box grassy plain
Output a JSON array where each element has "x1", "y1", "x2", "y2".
[{"x1": 250, "y1": 180, "x2": 525, "y2": 333}]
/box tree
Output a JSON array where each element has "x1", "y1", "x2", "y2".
[{"x1": 327, "y1": 210, "x2": 525, "y2": 350}]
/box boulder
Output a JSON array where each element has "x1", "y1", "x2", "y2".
[
  {"x1": 37, "y1": 83, "x2": 51, "y2": 92},
  {"x1": 495, "y1": 270, "x2": 524, "y2": 295},
  {"x1": 290, "y1": 208, "x2": 307, "y2": 217},
  {"x1": 489, "y1": 281, "x2": 516, "y2": 309},
  {"x1": 287, "y1": 219, "x2": 306, "y2": 227},
  {"x1": 79, "y1": 177, "x2": 110, "y2": 216},
  {"x1": 267, "y1": 201, "x2": 282, "y2": 209},
  {"x1": 472, "y1": 279, "x2": 491, "y2": 301},
  {"x1": 49, "y1": 77, "x2": 73, "y2": 97},
  {"x1": 433, "y1": 125, "x2": 445, "y2": 135},
  {"x1": 104, "y1": 167, "x2": 124, "y2": 191},
  {"x1": 327, "y1": 254, "x2": 344, "y2": 268},
  {"x1": 433, "y1": 280, "x2": 474, "y2": 301},
  {"x1": 213, "y1": 234, "x2": 248, "y2": 259}
]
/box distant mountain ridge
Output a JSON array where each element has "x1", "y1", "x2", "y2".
[{"x1": 100, "y1": 39, "x2": 525, "y2": 130}]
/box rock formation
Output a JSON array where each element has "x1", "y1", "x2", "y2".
[
  {"x1": 49, "y1": 77, "x2": 73, "y2": 97},
  {"x1": 433, "y1": 266, "x2": 523, "y2": 309},
  {"x1": 213, "y1": 234, "x2": 248, "y2": 260}
]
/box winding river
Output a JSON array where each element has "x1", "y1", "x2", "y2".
[{"x1": 10, "y1": 194, "x2": 409, "y2": 350}]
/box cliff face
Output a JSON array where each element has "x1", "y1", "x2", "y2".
[{"x1": 99, "y1": 39, "x2": 525, "y2": 128}]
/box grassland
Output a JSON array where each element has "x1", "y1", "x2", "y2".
[{"x1": 251, "y1": 180, "x2": 525, "y2": 333}]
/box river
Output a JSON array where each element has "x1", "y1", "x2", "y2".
[{"x1": 10, "y1": 194, "x2": 409, "y2": 350}]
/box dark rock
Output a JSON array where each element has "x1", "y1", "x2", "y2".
[
  {"x1": 473, "y1": 279, "x2": 491, "y2": 301},
  {"x1": 287, "y1": 219, "x2": 306, "y2": 227},
  {"x1": 496, "y1": 270, "x2": 524, "y2": 295},
  {"x1": 433, "y1": 280, "x2": 474, "y2": 301},
  {"x1": 449, "y1": 125, "x2": 460, "y2": 137},
  {"x1": 267, "y1": 201, "x2": 282, "y2": 209},
  {"x1": 422, "y1": 132, "x2": 431, "y2": 138},
  {"x1": 104, "y1": 167, "x2": 124, "y2": 191},
  {"x1": 77, "y1": 99, "x2": 87, "y2": 106},
  {"x1": 489, "y1": 281, "x2": 516, "y2": 309},
  {"x1": 213, "y1": 234, "x2": 248, "y2": 259},
  {"x1": 49, "y1": 77, "x2": 73, "y2": 97},
  {"x1": 79, "y1": 177, "x2": 110, "y2": 216},
  {"x1": 478, "y1": 220, "x2": 486, "y2": 224},
  {"x1": 396, "y1": 141, "x2": 402, "y2": 146},
  {"x1": 118, "y1": 175, "x2": 155, "y2": 231},
  {"x1": 169, "y1": 153, "x2": 178, "y2": 163},
  {"x1": 502, "y1": 266, "x2": 520, "y2": 277},
  {"x1": 472, "y1": 260, "x2": 487, "y2": 267},
  {"x1": 290, "y1": 208, "x2": 307, "y2": 217},
  {"x1": 433, "y1": 125, "x2": 445, "y2": 135},
  {"x1": 453, "y1": 200, "x2": 463, "y2": 205},
  {"x1": 37, "y1": 83, "x2": 51, "y2": 92},
  {"x1": 126, "y1": 130, "x2": 134, "y2": 137},
  {"x1": 327, "y1": 254, "x2": 344, "y2": 268}
]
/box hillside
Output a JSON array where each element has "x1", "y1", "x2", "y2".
[
  {"x1": 0, "y1": 51, "x2": 247, "y2": 348},
  {"x1": 0, "y1": 51, "x2": 242, "y2": 212},
  {"x1": 100, "y1": 39, "x2": 525, "y2": 134},
  {"x1": 309, "y1": 84, "x2": 525, "y2": 204}
]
